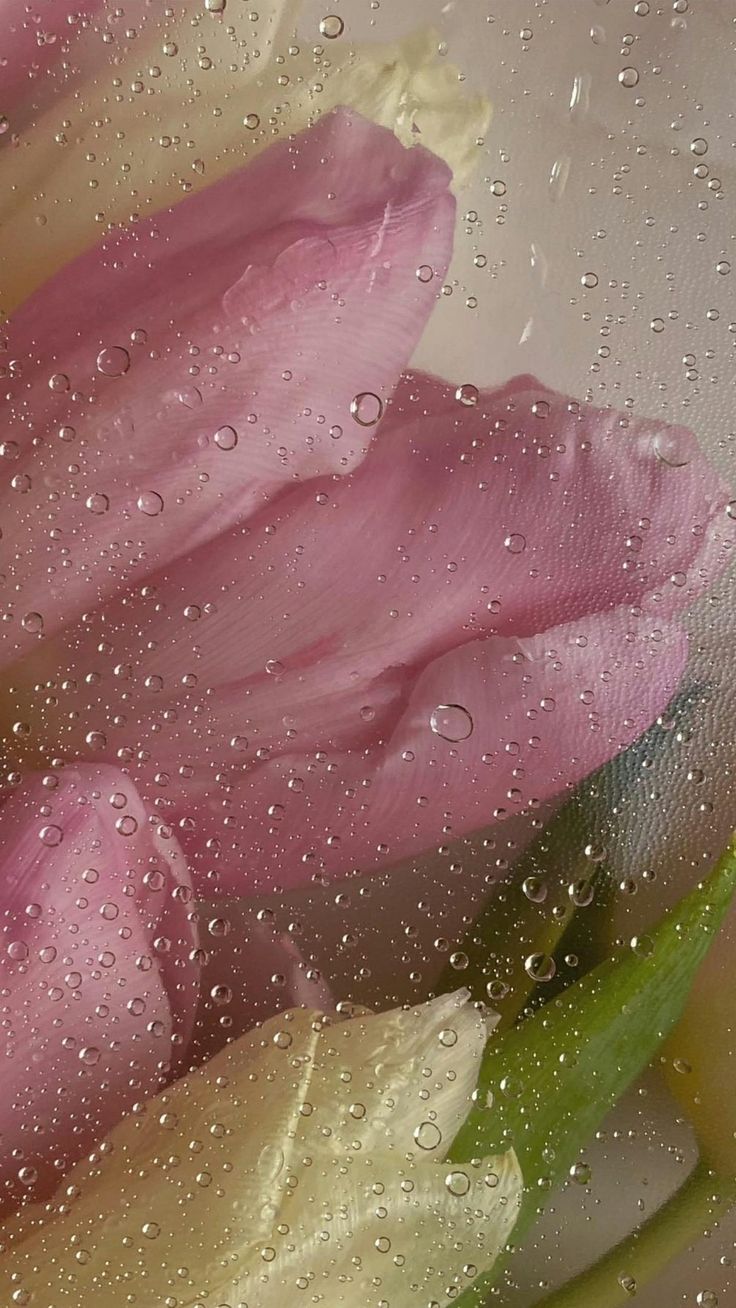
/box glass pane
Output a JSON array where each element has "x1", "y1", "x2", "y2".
[{"x1": 0, "y1": 2, "x2": 733, "y2": 1305}]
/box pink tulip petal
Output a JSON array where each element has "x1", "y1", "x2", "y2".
[
  {"x1": 0, "y1": 764, "x2": 198, "y2": 1210},
  {"x1": 179, "y1": 609, "x2": 687, "y2": 893},
  {"x1": 19, "y1": 369, "x2": 728, "y2": 806},
  {"x1": 190, "y1": 914, "x2": 333, "y2": 1066},
  {"x1": 0, "y1": 110, "x2": 454, "y2": 665}
]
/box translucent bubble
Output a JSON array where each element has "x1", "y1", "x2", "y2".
[
  {"x1": 350, "y1": 392, "x2": 384, "y2": 427},
  {"x1": 96, "y1": 346, "x2": 130, "y2": 377},
  {"x1": 618, "y1": 66, "x2": 640, "y2": 88},
  {"x1": 430, "y1": 704, "x2": 474, "y2": 742},
  {"x1": 39, "y1": 824, "x2": 63, "y2": 847},
  {"x1": 413, "y1": 1121, "x2": 442, "y2": 1151},
  {"x1": 319, "y1": 14, "x2": 344, "y2": 37},
  {"x1": 214, "y1": 425, "x2": 238, "y2": 450},
  {"x1": 445, "y1": 1169, "x2": 471, "y2": 1196},
  {"x1": 86, "y1": 492, "x2": 109, "y2": 514},
  {"x1": 569, "y1": 1160, "x2": 591, "y2": 1185},
  {"x1": 504, "y1": 532, "x2": 527, "y2": 554},
  {"x1": 455, "y1": 383, "x2": 479, "y2": 407},
  {"x1": 137, "y1": 491, "x2": 165, "y2": 516},
  {"x1": 653, "y1": 432, "x2": 691, "y2": 468},
  {"x1": 525, "y1": 952, "x2": 556, "y2": 982},
  {"x1": 522, "y1": 875, "x2": 548, "y2": 903}
]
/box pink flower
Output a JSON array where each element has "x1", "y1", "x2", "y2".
[
  {"x1": 0, "y1": 764, "x2": 196, "y2": 1210},
  {"x1": 9, "y1": 369, "x2": 730, "y2": 891},
  {"x1": 0, "y1": 111, "x2": 730, "y2": 1194}
]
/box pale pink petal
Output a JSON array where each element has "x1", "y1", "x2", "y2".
[
  {"x1": 177, "y1": 610, "x2": 687, "y2": 893},
  {"x1": 0, "y1": 110, "x2": 454, "y2": 665},
  {"x1": 0, "y1": 764, "x2": 198, "y2": 1210},
  {"x1": 190, "y1": 915, "x2": 333, "y2": 1065},
  {"x1": 18, "y1": 370, "x2": 728, "y2": 802}
]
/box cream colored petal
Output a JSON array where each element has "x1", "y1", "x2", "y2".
[
  {"x1": 0, "y1": 10, "x2": 489, "y2": 313},
  {"x1": 0, "y1": 1007, "x2": 323, "y2": 1303},
  {"x1": 299, "y1": 990, "x2": 492, "y2": 1159},
  {"x1": 237, "y1": 1146, "x2": 522, "y2": 1307},
  {"x1": 0, "y1": 997, "x2": 511, "y2": 1308}
]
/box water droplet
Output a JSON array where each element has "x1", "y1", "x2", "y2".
[
  {"x1": 243, "y1": 113, "x2": 260, "y2": 130},
  {"x1": 525, "y1": 952, "x2": 556, "y2": 982},
  {"x1": 430, "y1": 704, "x2": 474, "y2": 742},
  {"x1": 716, "y1": 260, "x2": 731, "y2": 277},
  {"x1": 142, "y1": 1221, "x2": 161, "y2": 1239},
  {"x1": 214, "y1": 425, "x2": 238, "y2": 450},
  {"x1": 618, "y1": 66, "x2": 640, "y2": 88},
  {"x1": 21, "y1": 611, "x2": 44, "y2": 634},
  {"x1": 522, "y1": 875, "x2": 548, "y2": 903},
  {"x1": 650, "y1": 317, "x2": 665, "y2": 333},
  {"x1": 137, "y1": 490, "x2": 164, "y2": 516},
  {"x1": 504, "y1": 532, "x2": 527, "y2": 554},
  {"x1": 86, "y1": 492, "x2": 109, "y2": 514},
  {"x1": 39, "y1": 824, "x2": 63, "y2": 848},
  {"x1": 455, "y1": 383, "x2": 479, "y2": 407},
  {"x1": 350, "y1": 392, "x2": 384, "y2": 427},
  {"x1": 416, "y1": 264, "x2": 435, "y2": 283},
  {"x1": 690, "y1": 137, "x2": 708, "y2": 156},
  {"x1": 697, "y1": 1293, "x2": 719, "y2": 1307},
  {"x1": 414, "y1": 1121, "x2": 443, "y2": 1151},
  {"x1": 581, "y1": 271, "x2": 599, "y2": 288},
  {"x1": 549, "y1": 155, "x2": 571, "y2": 201},
  {"x1": 445, "y1": 1169, "x2": 471, "y2": 1196},
  {"x1": 569, "y1": 1160, "x2": 591, "y2": 1185},
  {"x1": 653, "y1": 432, "x2": 691, "y2": 468},
  {"x1": 319, "y1": 14, "x2": 344, "y2": 38},
  {"x1": 618, "y1": 1274, "x2": 637, "y2": 1297},
  {"x1": 96, "y1": 346, "x2": 130, "y2": 377}
]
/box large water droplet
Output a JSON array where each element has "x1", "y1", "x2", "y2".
[{"x1": 430, "y1": 704, "x2": 474, "y2": 742}]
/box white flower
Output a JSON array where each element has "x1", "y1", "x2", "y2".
[{"x1": 0, "y1": 991, "x2": 521, "y2": 1307}]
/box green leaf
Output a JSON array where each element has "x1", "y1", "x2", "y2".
[
  {"x1": 436, "y1": 682, "x2": 707, "y2": 1028},
  {"x1": 436, "y1": 786, "x2": 616, "y2": 1027},
  {"x1": 447, "y1": 836, "x2": 736, "y2": 1306}
]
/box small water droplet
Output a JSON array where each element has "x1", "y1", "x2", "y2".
[
  {"x1": 96, "y1": 346, "x2": 130, "y2": 377},
  {"x1": 39, "y1": 824, "x2": 63, "y2": 848},
  {"x1": 21, "y1": 611, "x2": 44, "y2": 634},
  {"x1": 319, "y1": 14, "x2": 344, "y2": 38},
  {"x1": 137, "y1": 490, "x2": 164, "y2": 516},
  {"x1": 455, "y1": 383, "x2": 479, "y2": 407},
  {"x1": 445, "y1": 1169, "x2": 471, "y2": 1196},
  {"x1": 504, "y1": 532, "x2": 527, "y2": 554},
  {"x1": 618, "y1": 66, "x2": 640, "y2": 88},
  {"x1": 414, "y1": 1121, "x2": 443, "y2": 1151},
  {"x1": 214, "y1": 425, "x2": 238, "y2": 450},
  {"x1": 86, "y1": 492, "x2": 109, "y2": 515},
  {"x1": 350, "y1": 392, "x2": 384, "y2": 427},
  {"x1": 653, "y1": 432, "x2": 691, "y2": 468},
  {"x1": 430, "y1": 704, "x2": 474, "y2": 742},
  {"x1": 243, "y1": 112, "x2": 260, "y2": 130},
  {"x1": 525, "y1": 952, "x2": 556, "y2": 982}
]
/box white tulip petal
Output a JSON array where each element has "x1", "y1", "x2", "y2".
[{"x1": 0, "y1": 995, "x2": 519, "y2": 1308}]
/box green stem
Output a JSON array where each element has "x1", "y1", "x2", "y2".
[{"x1": 533, "y1": 1159, "x2": 736, "y2": 1308}]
